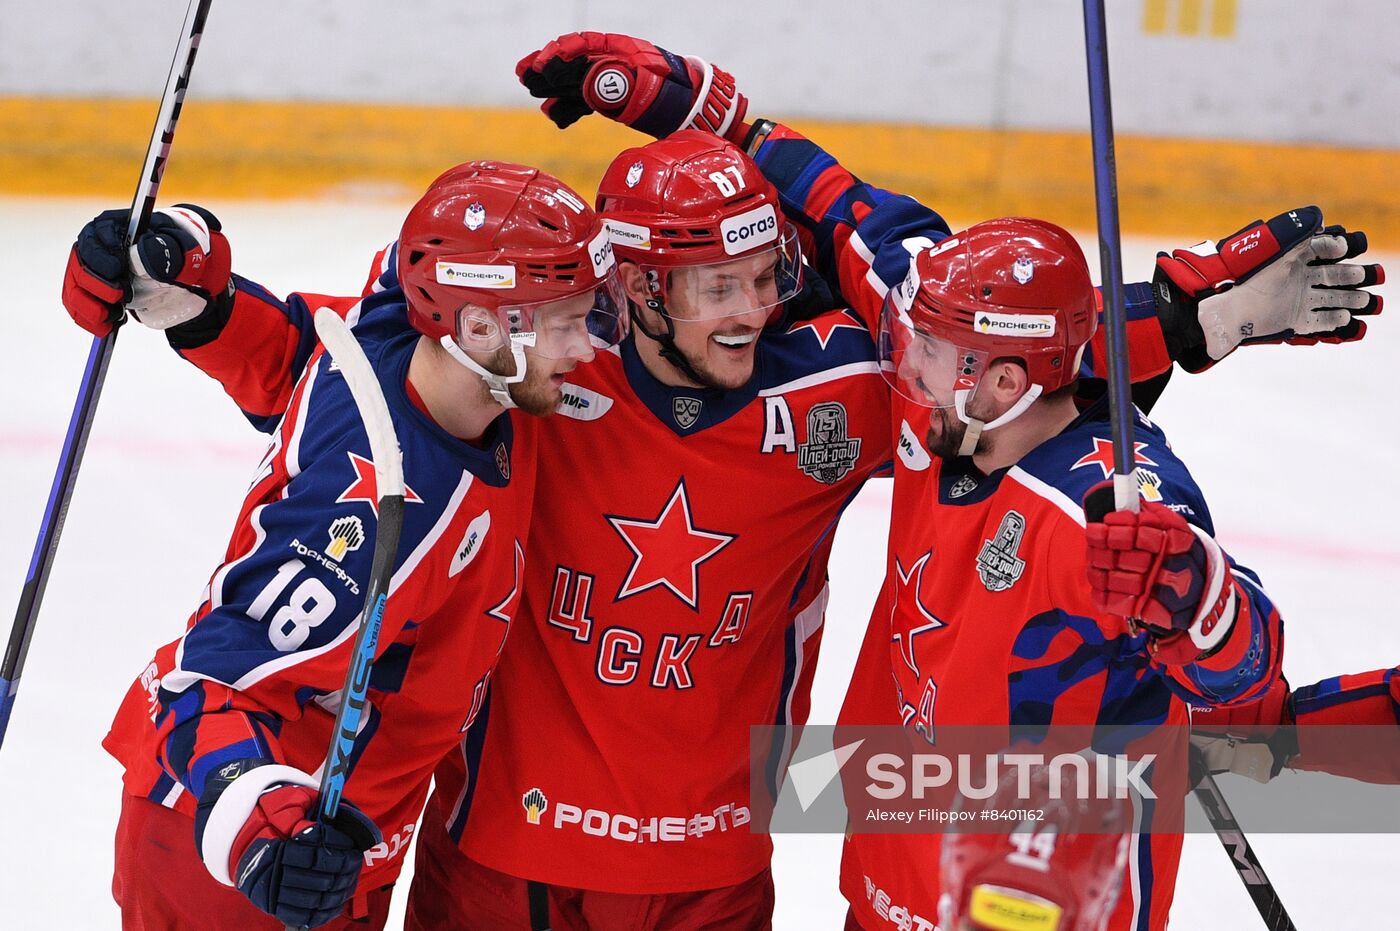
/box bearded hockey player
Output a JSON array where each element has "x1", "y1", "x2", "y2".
[
  {"x1": 68, "y1": 163, "x2": 626, "y2": 929},
  {"x1": 830, "y1": 219, "x2": 1283, "y2": 931},
  {"x1": 510, "y1": 30, "x2": 1376, "y2": 930},
  {"x1": 66, "y1": 31, "x2": 1383, "y2": 928}
]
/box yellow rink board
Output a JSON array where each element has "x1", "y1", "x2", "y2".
[{"x1": 4, "y1": 97, "x2": 1397, "y2": 247}]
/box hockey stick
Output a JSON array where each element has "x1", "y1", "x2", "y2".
[
  {"x1": 284, "y1": 308, "x2": 405, "y2": 931},
  {"x1": 1191, "y1": 755, "x2": 1298, "y2": 931},
  {"x1": 1080, "y1": 5, "x2": 1297, "y2": 929},
  {"x1": 1080, "y1": 0, "x2": 1138, "y2": 515},
  {"x1": 0, "y1": 0, "x2": 216, "y2": 751}
]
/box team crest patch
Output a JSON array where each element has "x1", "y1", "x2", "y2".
[
  {"x1": 949, "y1": 475, "x2": 979, "y2": 499},
  {"x1": 798, "y1": 402, "x2": 862, "y2": 484},
  {"x1": 464, "y1": 201, "x2": 486, "y2": 231},
  {"x1": 673, "y1": 396, "x2": 703, "y2": 429},
  {"x1": 1012, "y1": 256, "x2": 1035, "y2": 284},
  {"x1": 326, "y1": 515, "x2": 365, "y2": 561},
  {"x1": 522, "y1": 788, "x2": 549, "y2": 825},
  {"x1": 495, "y1": 443, "x2": 511, "y2": 481},
  {"x1": 977, "y1": 510, "x2": 1027, "y2": 592},
  {"x1": 626, "y1": 160, "x2": 644, "y2": 188}
]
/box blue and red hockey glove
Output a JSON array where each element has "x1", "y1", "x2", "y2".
[
  {"x1": 1153, "y1": 205, "x2": 1383, "y2": 372},
  {"x1": 195, "y1": 761, "x2": 380, "y2": 929},
  {"x1": 1083, "y1": 482, "x2": 1237, "y2": 666},
  {"x1": 62, "y1": 203, "x2": 232, "y2": 337},
  {"x1": 516, "y1": 32, "x2": 749, "y2": 143}
]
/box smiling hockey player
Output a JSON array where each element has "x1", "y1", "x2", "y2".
[{"x1": 76, "y1": 163, "x2": 626, "y2": 929}]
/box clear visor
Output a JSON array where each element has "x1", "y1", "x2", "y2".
[
  {"x1": 877, "y1": 291, "x2": 988, "y2": 410},
  {"x1": 455, "y1": 267, "x2": 629, "y2": 360},
  {"x1": 649, "y1": 223, "x2": 804, "y2": 322}
]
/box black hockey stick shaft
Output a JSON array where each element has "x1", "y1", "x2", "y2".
[
  {"x1": 0, "y1": 0, "x2": 216, "y2": 751},
  {"x1": 1193, "y1": 767, "x2": 1298, "y2": 931},
  {"x1": 1080, "y1": 0, "x2": 1139, "y2": 515},
  {"x1": 1081, "y1": 6, "x2": 1294, "y2": 927}
]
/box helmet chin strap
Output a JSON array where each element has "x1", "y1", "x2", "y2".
[
  {"x1": 630, "y1": 298, "x2": 711, "y2": 387},
  {"x1": 440, "y1": 335, "x2": 528, "y2": 409},
  {"x1": 952, "y1": 383, "x2": 1043, "y2": 457}
]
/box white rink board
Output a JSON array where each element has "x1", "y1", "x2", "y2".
[
  {"x1": 0, "y1": 197, "x2": 1396, "y2": 927},
  {"x1": 2, "y1": 0, "x2": 1399, "y2": 147}
]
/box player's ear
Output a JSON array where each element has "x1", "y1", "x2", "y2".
[
  {"x1": 456, "y1": 306, "x2": 504, "y2": 352},
  {"x1": 987, "y1": 358, "x2": 1030, "y2": 404},
  {"x1": 618, "y1": 261, "x2": 650, "y2": 308}
]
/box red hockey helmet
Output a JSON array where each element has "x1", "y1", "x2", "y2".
[
  {"x1": 879, "y1": 218, "x2": 1097, "y2": 420},
  {"x1": 398, "y1": 161, "x2": 627, "y2": 360},
  {"x1": 596, "y1": 130, "x2": 803, "y2": 321},
  {"x1": 939, "y1": 763, "x2": 1131, "y2": 931}
]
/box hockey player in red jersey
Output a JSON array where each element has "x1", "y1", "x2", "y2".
[
  {"x1": 833, "y1": 218, "x2": 1282, "y2": 931},
  {"x1": 69, "y1": 139, "x2": 1180, "y2": 929},
  {"x1": 65, "y1": 31, "x2": 1384, "y2": 929},
  {"x1": 73, "y1": 163, "x2": 626, "y2": 929},
  {"x1": 509, "y1": 30, "x2": 1378, "y2": 930}
]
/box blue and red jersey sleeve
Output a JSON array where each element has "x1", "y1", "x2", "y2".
[
  {"x1": 1293, "y1": 666, "x2": 1400, "y2": 727},
  {"x1": 750, "y1": 123, "x2": 1173, "y2": 381},
  {"x1": 170, "y1": 244, "x2": 397, "y2": 432},
  {"x1": 151, "y1": 355, "x2": 408, "y2": 801},
  {"x1": 1288, "y1": 668, "x2": 1400, "y2": 781},
  {"x1": 752, "y1": 122, "x2": 950, "y2": 330},
  {"x1": 1043, "y1": 427, "x2": 1282, "y2": 710},
  {"x1": 1196, "y1": 667, "x2": 1400, "y2": 782}
]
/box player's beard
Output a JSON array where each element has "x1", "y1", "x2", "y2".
[
  {"x1": 505, "y1": 358, "x2": 565, "y2": 416},
  {"x1": 478, "y1": 345, "x2": 563, "y2": 417},
  {"x1": 925, "y1": 406, "x2": 975, "y2": 460}
]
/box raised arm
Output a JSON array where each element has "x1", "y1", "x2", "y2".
[
  {"x1": 515, "y1": 31, "x2": 1382, "y2": 387},
  {"x1": 62, "y1": 205, "x2": 389, "y2": 431}
]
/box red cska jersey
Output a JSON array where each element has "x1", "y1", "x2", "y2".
[
  {"x1": 439, "y1": 310, "x2": 893, "y2": 892},
  {"x1": 151, "y1": 120, "x2": 1186, "y2": 894},
  {"x1": 150, "y1": 247, "x2": 898, "y2": 891},
  {"x1": 103, "y1": 296, "x2": 534, "y2": 893},
  {"x1": 842, "y1": 393, "x2": 1282, "y2": 931},
  {"x1": 743, "y1": 125, "x2": 1284, "y2": 930}
]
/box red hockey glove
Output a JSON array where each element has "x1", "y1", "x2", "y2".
[
  {"x1": 515, "y1": 32, "x2": 748, "y2": 143},
  {"x1": 1153, "y1": 205, "x2": 1383, "y2": 372},
  {"x1": 195, "y1": 762, "x2": 379, "y2": 929},
  {"x1": 1083, "y1": 482, "x2": 1237, "y2": 665},
  {"x1": 61, "y1": 204, "x2": 232, "y2": 337}
]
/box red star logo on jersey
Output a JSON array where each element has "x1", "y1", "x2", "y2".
[
  {"x1": 1070, "y1": 437, "x2": 1157, "y2": 480},
  {"x1": 336, "y1": 451, "x2": 423, "y2": 515},
  {"x1": 786, "y1": 308, "x2": 866, "y2": 350},
  {"x1": 889, "y1": 551, "x2": 945, "y2": 678},
  {"x1": 486, "y1": 540, "x2": 525, "y2": 626},
  {"x1": 607, "y1": 479, "x2": 736, "y2": 610}
]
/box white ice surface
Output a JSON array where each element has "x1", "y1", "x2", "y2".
[{"x1": 1, "y1": 197, "x2": 1395, "y2": 929}]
